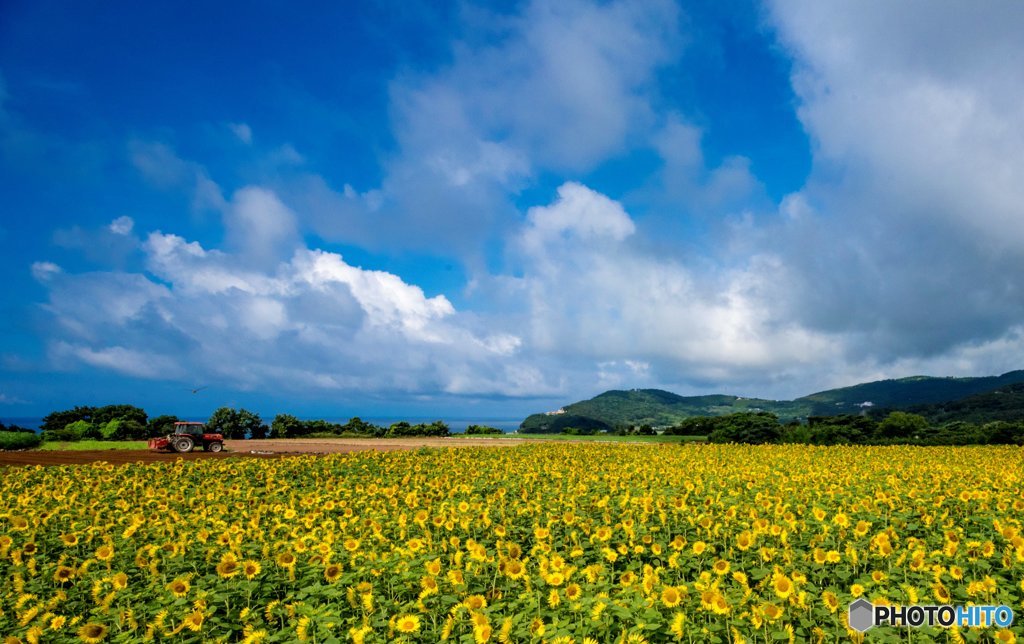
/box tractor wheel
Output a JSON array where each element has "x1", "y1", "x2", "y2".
[
  {"x1": 172, "y1": 437, "x2": 194, "y2": 453},
  {"x1": 206, "y1": 441, "x2": 224, "y2": 453}
]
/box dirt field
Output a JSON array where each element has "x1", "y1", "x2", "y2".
[{"x1": 0, "y1": 436, "x2": 528, "y2": 467}]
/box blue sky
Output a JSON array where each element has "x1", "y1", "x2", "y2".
[{"x1": 2, "y1": 0, "x2": 1023, "y2": 420}]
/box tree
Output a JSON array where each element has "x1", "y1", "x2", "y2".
[
  {"x1": 238, "y1": 409, "x2": 268, "y2": 439},
  {"x1": 100, "y1": 419, "x2": 122, "y2": 440},
  {"x1": 982, "y1": 421, "x2": 1024, "y2": 445},
  {"x1": 93, "y1": 404, "x2": 148, "y2": 426},
  {"x1": 708, "y1": 412, "x2": 782, "y2": 444},
  {"x1": 465, "y1": 425, "x2": 503, "y2": 435},
  {"x1": 387, "y1": 421, "x2": 414, "y2": 437},
  {"x1": 64, "y1": 420, "x2": 100, "y2": 441},
  {"x1": 270, "y1": 414, "x2": 303, "y2": 438},
  {"x1": 876, "y1": 412, "x2": 928, "y2": 440},
  {"x1": 118, "y1": 419, "x2": 149, "y2": 440},
  {"x1": 665, "y1": 417, "x2": 718, "y2": 436},
  {"x1": 207, "y1": 408, "x2": 242, "y2": 439},
  {"x1": 208, "y1": 407, "x2": 267, "y2": 439},
  {"x1": 40, "y1": 406, "x2": 96, "y2": 434},
  {"x1": 148, "y1": 415, "x2": 180, "y2": 437}
]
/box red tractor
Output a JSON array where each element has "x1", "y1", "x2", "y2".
[{"x1": 148, "y1": 422, "x2": 225, "y2": 453}]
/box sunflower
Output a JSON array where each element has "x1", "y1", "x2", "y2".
[
  {"x1": 463, "y1": 594, "x2": 487, "y2": 610},
  {"x1": 448, "y1": 569, "x2": 465, "y2": 586},
  {"x1": 166, "y1": 578, "x2": 190, "y2": 598},
  {"x1": 243, "y1": 560, "x2": 261, "y2": 580},
  {"x1": 53, "y1": 565, "x2": 76, "y2": 584},
  {"x1": 419, "y1": 576, "x2": 439, "y2": 598},
  {"x1": 343, "y1": 538, "x2": 360, "y2": 552},
  {"x1": 324, "y1": 563, "x2": 343, "y2": 583},
  {"x1": 761, "y1": 603, "x2": 784, "y2": 622},
  {"x1": 660, "y1": 586, "x2": 681, "y2": 608},
  {"x1": 77, "y1": 623, "x2": 107, "y2": 643},
  {"x1": 712, "y1": 559, "x2": 730, "y2": 575},
  {"x1": 216, "y1": 559, "x2": 239, "y2": 579},
  {"x1": 504, "y1": 559, "x2": 526, "y2": 579},
  {"x1": 95, "y1": 545, "x2": 114, "y2": 562},
  {"x1": 692, "y1": 541, "x2": 707, "y2": 556},
  {"x1": 276, "y1": 551, "x2": 297, "y2": 568},
  {"x1": 565, "y1": 583, "x2": 583, "y2": 601},
  {"x1": 851, "y1": 583, "x2": 866, "y2": 598},
  {"x1": 821, "y1": 591, "x2": 839, "y2": 613},
  {"x1": 773, "y1": 574, "x2": 794, "y2": 599},
  {"x1": 394, "y1": 614, "x2": 420, "y2": 634},
  {"x1": 60, "y1": 533, "x2": 79, "y2": 547},
  {"x1": 183, "y1": 611, "x2": 204, "y2": 632},
  {"x1": 473, "y1": 624, "x2": 492, "y2": 643},
  {"x1": 670, "y1": 612, "x2": 686, "y2": 638}
]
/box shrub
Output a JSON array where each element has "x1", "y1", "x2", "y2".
[
  {"x1": 707, "y1": 412, "x2": 782, "y2": 444},
  {"x1": 465, "y1": 425, "x2": 504, "y2": 435},
  {"x1": 64, "y1": 420, "x2": 100, "y2": 441},
  {"x1": 110, "y1": 419, "x2": 149, "y2": 440},
  {"x1": 0, "y1": 430, "x2": 42, "y2": 450}
]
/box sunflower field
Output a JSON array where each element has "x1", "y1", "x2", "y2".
[{"x1": 1, "y1": 443, "x2": 1023, "y2": 643}]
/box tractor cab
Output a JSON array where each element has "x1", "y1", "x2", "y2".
[{"x1": 174, "y1": 422, "x2": 207, "y2": 437}]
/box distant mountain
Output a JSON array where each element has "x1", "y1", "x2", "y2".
[
  {"x1": 518, "y1": 370, "x2": 1024, "y2": 432},
  {"x1": 902, "y1": 381, "x2": 1024, "y2": 425},
  {"x1": 797, "y1": 370, "x2": 1024, "y2": 411}
]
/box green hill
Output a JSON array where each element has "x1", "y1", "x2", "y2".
[
  {"x1": 902, "y1": 381, "x2": 1024, "y2": 425},
  {"x1": 518, "y1": 370, "x2": 1024, "y2": 433},
  {"x1": 796, "y1": 370, "x2": 1024, "y2": 411}
]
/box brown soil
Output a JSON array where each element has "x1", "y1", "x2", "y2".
[{"x1": 0, "y1": 436, "x2": 527, "y2": 467}]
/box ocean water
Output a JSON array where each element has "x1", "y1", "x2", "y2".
[{"x1": 1, "y1": 416, "x2": 523, "y2": 433}]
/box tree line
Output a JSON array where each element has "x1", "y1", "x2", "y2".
[
  {"x1": 35, "y1": 405, "x2": 452, "y2": 442},
  {"x1": 0, "y1": 420, "x2": 42, "y2": 450},
  {"x1": 660, "y1": 411, "x2": 1024, "y2": 445}
]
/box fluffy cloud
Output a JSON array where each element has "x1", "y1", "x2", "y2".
[
  {"x1": 302, "y1": 0, "x2": 681, "y2": 256},
  {"x1": 35, "y1": 193, "x2": 536, "y2": 397},
  {"x1": 108, "y1": 216, "x2": 134, "y2": 235},
  {"x1": 764, "y1": 0, "x2": 1024, "y2": 366},
  {"x1": 500, "y1": 183, "x2": 835, "y2": 387}
]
